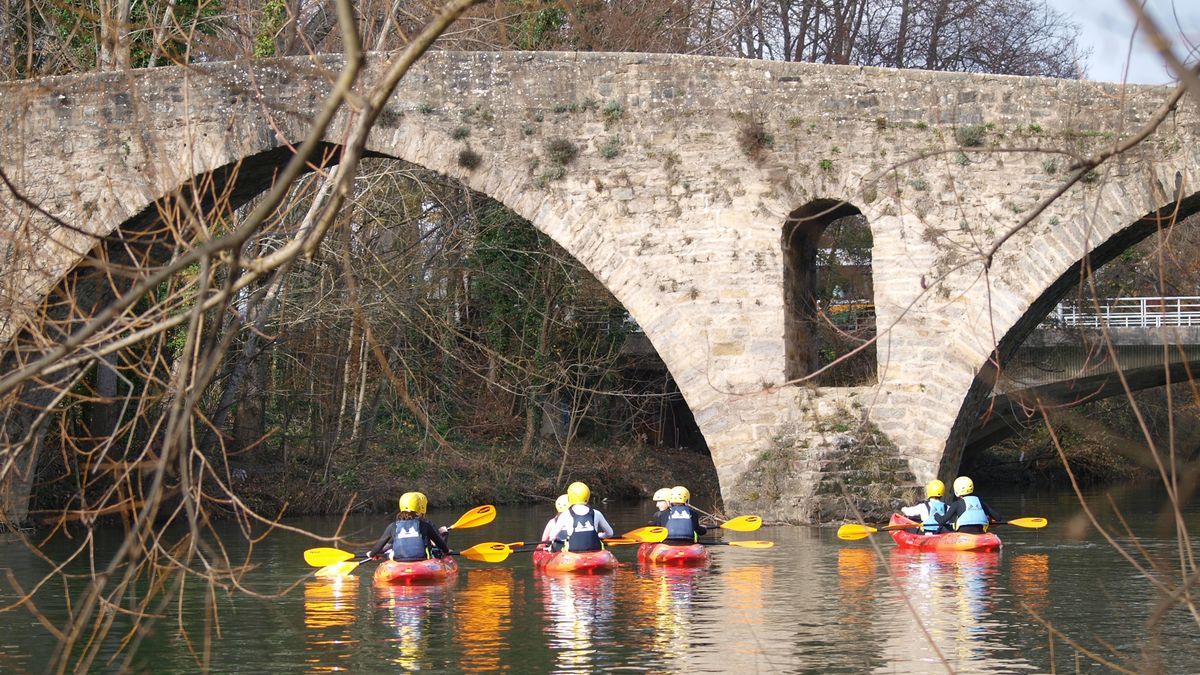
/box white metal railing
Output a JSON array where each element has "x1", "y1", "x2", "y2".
[{"x1": 1049, "y1": 296, "x2": 1200, "y2": 328}]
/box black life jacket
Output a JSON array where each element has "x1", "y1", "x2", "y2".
[
  {"x1": 665, "y1": 504, "x2": 697, "y2": 541},
  {"x1": 391, "y1": 517, "x2": 428, "y2": 561},
  {"x1": 566, "y1": 506, "x2": 602, "y2": 552}
]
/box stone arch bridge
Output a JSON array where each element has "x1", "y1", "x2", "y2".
[{"x1": 1, "y1": 51, "x2": 1197, "y2": 524}]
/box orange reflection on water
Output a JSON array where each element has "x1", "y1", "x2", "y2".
[
  {"x1": 1010, "y1": 553, "x2": 1050, "y2": 613},
  {"x1": 538, "y1": 571, "x2": 616, "y2": 673},
  {"x1": 376, "y1": 582, "x2": 449, "y2": 670},
  {"x1": 303, "y1": 577, "x2": 360, "y2": 673},
  {"x1": 837, "y1": 547, "x2": 879, "y2": 621},
  {"x1": 455, "y1": 568, "x2": 513, "y2": 672},
  {"x1": 304, "y1": 577, "x2": 360, "y2": 630},
  {"x1": 636, "y1": 563, "x2": 708, "y2": 663}
]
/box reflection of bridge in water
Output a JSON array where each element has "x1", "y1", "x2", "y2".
[{"x1": 968, "y1": 296, "x2": 1200, "y2": 452}]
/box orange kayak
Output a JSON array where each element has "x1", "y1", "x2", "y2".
[
  {"x1": 372, "y1": 556, "x2": 458, "y2": 584},
  {"x1": 636, "y1": 542, "x2": 710, "y2": 566},
  {"x1": 533, "y1": 548, "x2": 618, "y2": 574},
  {"x1": 889, "y1": 513, "x2": 1001, "y2": 552}
]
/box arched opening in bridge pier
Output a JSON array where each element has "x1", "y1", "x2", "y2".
[
  {"x1": 782, "y1": 199, "x2": 876, "y2": 386},
  {"x1": 13, "y1": 152, "x2": 715, "y2": 521},
  {"x1": 956, "y1": 194, "x2": 1200, "y2": 487}
]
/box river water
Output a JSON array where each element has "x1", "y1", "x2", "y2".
[{"x1": 1, "y1": 486, "x2": 1196, "y2": 673}]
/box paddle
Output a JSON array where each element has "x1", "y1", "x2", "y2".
[
  {"x1": 446, "y1": 505, "x2": 498, "y2": 530},
  {"x1": 717, "y1": 515, "x2": 763, "y2": 532},
  {"x1": 305, "y1": 547, "x2": 356, "y2": 567},
  {"x1": 305, "y1": 505, "x2": 499, "y2": 575},
  {"x1": 699, "y1": 540, "x2": 774, "y2": 548},
  {"x1": 837, "y1": 517, "x2": 1048, "y2": 541},
  {"x1": 689, "y1": 505, "x2": 764, "y2": 532},
  {"x1": 621, "y1": 526, "x2": 668, "y2": 543}
]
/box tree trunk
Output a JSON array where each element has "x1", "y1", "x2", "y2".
[
  {"x1": 893, "y1": 0, "x2": 911, "y2": 67},
  {"x1": 98, "y1": 0, "x2": 132, "y2": 70},
  {"x1": 926, "y1": 0, "x2": 950, "y2": 69}
]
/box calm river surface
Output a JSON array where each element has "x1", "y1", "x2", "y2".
[{"x1": 2, "y1": 486, "x2": 1197, "y2": 673}]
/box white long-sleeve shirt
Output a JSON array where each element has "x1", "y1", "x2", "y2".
[
  {"x1": 540, "y1": 516, "x2": 561, "y2": 543},
  {"x1": 550, "y1": 504, "x2": 614, "y2": 540}
]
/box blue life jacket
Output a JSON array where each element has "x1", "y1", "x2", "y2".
[
  {"x1": 954, "y1": 496, "x2": 989, "y2": 529},
  {"x1": 391, "y1": 518, "x2": 428, "y2": 561},
  {"x1": 923, "y1": 499, "x2": 947, "y2": 533},
  {"x1": 566, "y1": 506, "x2": 602, "y2": 552},
  {"x1": 665, "y1": 505, "x2": 697, "y2": 541}
]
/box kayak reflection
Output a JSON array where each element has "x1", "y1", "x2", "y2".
[
  {"x1": 635, "y1": 563, "x2": 708, "y2": 665},
  {"x1": 303, "y1": 576, "x2": 361, "y2": 672},
  {"x1": 538, "y1": 571, "x2": 617, "y2": 673},
  {"x1": 455, "y1": 568, "x2": 513, "y2": 671},
  {"x1": 374, "y1": 580, "x2": 451, "y2": 670},
  {"x1": 884, "y1": 549, "x2": 1030, "y2": 673}
]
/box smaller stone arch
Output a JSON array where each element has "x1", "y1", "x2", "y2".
[{"x1": 782, "y1": 199, "x2": 876, "y2": 385}]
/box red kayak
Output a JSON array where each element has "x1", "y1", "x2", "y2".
[
  {"x1": 636, "y1": 542, "x2": 710, "y2": 566},
  {"x1": 889, "y1": 513, "x2": 1002, "y2": 552},
  {"x1": 372, "y1": 556, "x2": 458, "y2": 585},
  {"x1": 533, "y1": 547, "x2": 618, "y2": 574}
]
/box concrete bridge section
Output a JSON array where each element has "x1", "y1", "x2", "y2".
[
  {"x1": 1, "y1": 51, "x2": 1198, "y2": 524},
  {"x1": 968, "y1": 326, "x2": 1200, "y2": 452}
]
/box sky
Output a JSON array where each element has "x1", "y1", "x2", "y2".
[{"x1": 1060, "y1": 0, "x2": 1200, "y2": 84}]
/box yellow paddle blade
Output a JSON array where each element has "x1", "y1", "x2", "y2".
[
  {"x1": 449, "y1": 505, "x2": 497, "y2": 530},
  {"x1": 457, "y1": 542, "x2": 511, "y2": 563},
  {"x1": 315, "y1": 560, "x2": 361, "y2": 578},
  {"x1": 505, "y1": 541, "x2": 525, "y2": 548},
  {"x1": 603, "y1": 537, "x2": 642, "y2": 546},
  {"x1": 1008, "y1": 517, "x2": 1047, "y2": 529},
  {"x1": 622, "y1": 526, "x2": 667, "y2": 542},
  {"x1": 720, "y1": 515, "x2": 763, "y2": 532},
  {"x1": 727, "y1": 540, "x2": 774, "y2": 548},
  {"x1": 836, "y1": 524, "x2": 879, "y2": 540},
  {"x1": 304, "y1": 547, "x2": 356, "y2": 567}
]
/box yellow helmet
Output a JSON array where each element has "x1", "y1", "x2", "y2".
[
  {"x1": 952, "y1": 476, "x2": 974, "y2": 497},
  {"x1": 567, "y1": 481, "x2": 590, "y2": 505},
  {"x1": 669, "y1": 485, "x2": 690, "y2": 504},
  {"x1": 555, "y1": 494, "x2": 569, "y2": 513},
  {"x1": 398, "y1": 491, "x2": 428, "y2": 515},
  {"x1": 925, "y1": 479, "x2": 945, "y2": 498},
  {"x1": 652, "y1": 488, "x2": 672, "y2": 502}
]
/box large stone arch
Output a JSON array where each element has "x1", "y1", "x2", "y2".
[{"x1": 3, "y1": 50, "x2": 1199, "y2": 522}]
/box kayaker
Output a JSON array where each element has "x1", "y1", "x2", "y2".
[
  {"x1": 900, "y1": 479, "x2": 948, "y2": 534},
  {"x1": 551, "y1": 481, "x2": 614, "y2": 552},
  {"x1": 366, "y1": 491, "x2": 451, "y2": 562},
  {"x1": 540, "y1": 494, "x2": 570, "y2": 552},
  {"x1": 647, "y1": 487, "x2": 671, "y2": 524},
  {"x1": 936, "y1": 476, "x2": 1002, "y2": 534},
  {"x1": 652, "y1": 485, "x2": 707, "y2": 544}
]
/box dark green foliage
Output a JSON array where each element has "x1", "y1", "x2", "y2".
[{"x1": 18, "y1": 0, "x2": 222, "y2": 75}]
